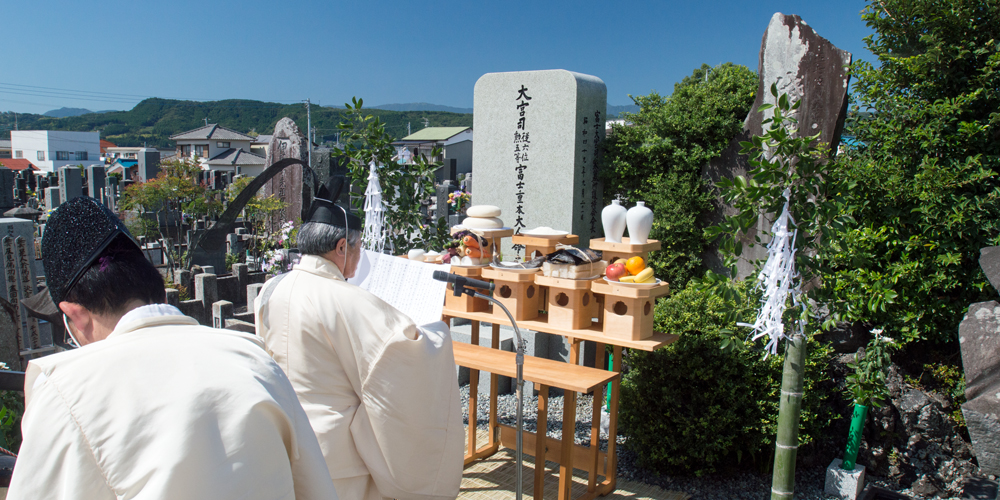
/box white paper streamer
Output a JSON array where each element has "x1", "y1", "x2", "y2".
[
  {"x1": 738, "y1": 189, "x2": 804, "y2": 356},
  {"x1": 362, "y1": 161, "x2": 387, "y2": 255}
]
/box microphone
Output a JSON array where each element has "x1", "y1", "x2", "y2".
[{"x1": 432, "y1": 270, "x2": 495, "y2": 293}]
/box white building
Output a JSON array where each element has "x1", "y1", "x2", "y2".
[
  {"x1": 169, "y1": 124, "x2": 266, "y2": 176},
  {"x1": 9, "y1": 130, "x2": 102, "y2": 173}
]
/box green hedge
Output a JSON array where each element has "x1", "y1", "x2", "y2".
[{"x1": 620, "y1": 282, "x2": 837, "y2": 475}]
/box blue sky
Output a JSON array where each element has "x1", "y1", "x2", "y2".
[{"x1": 2, "y1": 0, "x2": 872, "y2": 115}]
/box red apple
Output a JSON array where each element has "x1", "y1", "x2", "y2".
[{"x1": 605, "y1": 262, "x2": 627, "y2": 281}]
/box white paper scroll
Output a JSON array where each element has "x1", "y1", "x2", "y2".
[{"x1": 348, "y1": 250, "x2": 450, "y2": 327}]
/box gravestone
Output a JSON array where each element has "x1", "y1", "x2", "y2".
[
  {"x1": 0, "y1": 219, "x2": 41, "y2": 361},
  {"x1": 703, "y1": 13, "x2": 852, "y2": 278},
  {"x1": 0, "y1": 299, "x2": 20, "y2": 370},
  {"x1": 436, "y1": 180, "x2": 455, "y2": 222},
  {"x1": 0, "y1": 170, "x2": 14, "y2": 212},
  {"x1": 58, "y1": 166, "x2": 84, "y2": 203},
  {"x1": 473, "y1": 69, "x2": 607, "y2": 258},
  {"x1": 957, "y1": 246, "x2": 1000, "y2": 476},
  {"x1": 44, "y1": 187, "x2": 61, "y2": 212},
  {"x1": 264, "y1": 117, "x2": 308, "y2": 232},
  {"x1": 136, "y1": 148, "x2": 160, "y2": 182},
  {"x1": 86, "y1": 165, "x2": 106, "y2": 204}
]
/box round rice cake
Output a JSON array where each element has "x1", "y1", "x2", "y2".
[
  {"x1": 466, "y1": 205, "x2": 501, "y2": 218},
  {"x1": 462, "y1": 216, "x2": 504, "y2": 229}
]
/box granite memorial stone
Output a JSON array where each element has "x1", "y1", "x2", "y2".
[
  {"x1": 264, "y1": 117, "x2": 308, "y2": 231},
  {"x1": 58, "y1": 166, "x2": 84, "y2": 203},
  {"x1": 473, "y1": 69, "x2": 607, "y2": 258},
  {"x1": 958, "y1": 301, "x2": 1000, "y2": 475},
  {"x1": 703, "y1": 13, "x2": 852, "y2": 278}
]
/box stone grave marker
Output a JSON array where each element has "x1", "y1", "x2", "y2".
[
  {"x1": 0, "y1": 170, "x2": 14, "y2": 213},
  {"x1": 957, "y1": 246, "x2": 1000, "y2": 475},
  {"x1": 0, "y1": 298, "x2": 20, "y2": 370},
  {"x1": 264, "y1": 117, "x2": 308, "y2": 231},
  {"x1": 59, "y1": 166, "x2": 84, "y2": 203},
  {"x1": 703, "y1": 13, "x2": 852, "y2": 278},
  {"x1": 87, "y1": 164, "x2": 106, "y2": 204},
  {"x1": 473, "y1": 69, "x2": 607, "y2": 258},
  {"x1": 44, "y1": 187, "x2": 61, "y2": 212}
]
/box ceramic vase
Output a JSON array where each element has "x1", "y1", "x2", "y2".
[
  {"x1": 602, "y1": 200, "x2": 627, "y2": 243},
  {"x1": 626, "y1": 201, "x2": 653, "y2": 244}
]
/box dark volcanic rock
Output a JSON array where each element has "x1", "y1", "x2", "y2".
[{"x1": 958, "y1": 301, "x2": 1000, "y2": 475}]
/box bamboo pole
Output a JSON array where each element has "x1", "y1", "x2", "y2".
[{"x1": 770, "y1": 333, "x2": 806, "y2": 500}]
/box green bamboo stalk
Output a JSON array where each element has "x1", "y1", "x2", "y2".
[
  {"x1": 841, "y1": 403, "x2": 868, "y2": 470},
  {"x1": 771, "y1": 333, "x2": 807, "y2": 500}
]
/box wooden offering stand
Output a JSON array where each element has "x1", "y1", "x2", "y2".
[
  {"x1": 481, "y1": 268, "x2": 541, "y2": 321},
  {"x1": 446, "y1": 236, "x2": 679, "y2": 500},
  {"x1": 588, "y1": 237, "x2": 660, "y2": 264},
  {"x1": 445, "y1": 228, "x2": 514, "y2": 315},
  {"x1": 511, "y1": 233, "x2": 579, "y2": 259}
]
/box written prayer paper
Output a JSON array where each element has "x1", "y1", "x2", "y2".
[{"x1": 348, "y1": 250, "x2": 449, "y2": 326}]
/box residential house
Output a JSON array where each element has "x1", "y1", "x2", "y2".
[
  {"x1": 0, "y1": 159, "x2": 39, "y2": 172},
  {"x1": 391, "y1": 127, "x2": 473, "y2": 176},
  {"x1": 9, "y1": 130, "x2": 102, "y2": 173},
  {"x1": 0, "y1": 139, "x2": 11, "y2": 159},
  {"x1": 169, "y1": 124, "x2": 267, "y2": 176}
]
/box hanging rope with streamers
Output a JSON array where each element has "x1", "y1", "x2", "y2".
[
  {"x1": 738, "y1": 188, "x2": 804, "y2": 356},
  {"x1": 362, "y1": 161, "x2": 387, "y2": 254}
]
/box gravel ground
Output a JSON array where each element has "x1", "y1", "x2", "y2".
[{"x1": 460, "y1": 384, "x2": 928, "y2": 500}]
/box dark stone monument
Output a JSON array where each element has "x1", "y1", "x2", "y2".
[
  {"x1": 136, "y1": 148, "x2": 160, "y2": 182},
  {"x1": 436, "y1": 180, "x2": 455, "y2": 222},
  {"x1": 87, "y1": 165, "x2": 106, "y2": 205},
  {"x1": 264, "y1": 118, "x2": 308, "y2": 231},
  {"x1": 957, "y1": 246, "x2": 1000, "y2": 476},
  {"x1": 436, "y1": 158, "x2": 457, "y2": 184},
  {"x1": 58, "y1": 166, "x2": 84, "y2": 203},
  {"x1": 0, "y1": 170, "x2": 15, "y2": 213},
  {"x1": 702, "y1": 12, "x2": 852, "y2": 278}
]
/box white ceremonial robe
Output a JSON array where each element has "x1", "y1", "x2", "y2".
[
  {"x1": 7, "y1": 306, "x2": 338, "y2": 500},
  {"x1": 256, "y1": 254, "x2": 463, "y2": 500}
]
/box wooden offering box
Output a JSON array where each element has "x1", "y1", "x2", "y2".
[
  {"x1": 534, "y1": 275, "x2": 600, "y2": 330},
  {"x1": 481, "y1": 268, "x2": 541, "y2": 321},
  {"x1": 589, "y1": 237, "x2": 661, "y2": 264},
  {"x1": 511, "y1": 233, "x2": 579, "y2": 259},
  {"x1": 590, "y1": 280, "x2": 670, "y2": 341},
  {"x1": 445, "y1": 266, "x2": 490, "y2": 313}
]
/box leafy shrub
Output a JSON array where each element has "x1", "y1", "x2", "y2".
[
  {"x1": 824, "y1": 0, "x2": 1000, "y2": 344},
  {"x1": 620, "y1": 282, "x2": 837, "y2": 475},
  {"x1": 600, "y1": 63, "x2": 757, "y2": 290}
]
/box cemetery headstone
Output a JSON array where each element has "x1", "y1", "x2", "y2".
[
  {"x1": 136, "y1": 148, "x2": 160, "y2": 182},
  {"x1": 436, "y1": 180, "x2": 455, "y2": 223},
  {"x1": 44, "y1": 187, "x2": 61, "y2": 212},
  {"x1": 473, "y1": 69, "x2": 607, "y2": 258},
  {"x1": 703, "y1": 13, "x2": 852, "y2": 278},
  {"x1": 58, "y1": 166, "x2": 84, "y2": 204},
  {"x1": 0, "y1": 299, "x2": 20, "y2": 370},
  {"x1": 957, "y1": 246, "x2": 1000, "y2": 475},
  {"x1": 0, "y1": 170, "x2": 15, "y2": 212},
  {"x1": 87, "y1": 165, "x2": 106, "y2": 205},
  {"x1": 264, "y1": 117, "x2": 308, "y2": 232}
]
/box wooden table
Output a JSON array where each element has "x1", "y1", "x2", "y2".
[{"x1": 444, "y1": 306, "x2": 677, "y2": 499}]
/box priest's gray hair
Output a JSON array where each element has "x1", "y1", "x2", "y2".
[{"x1": 297, "y1": 222, "x2": 362, "y2": 256}]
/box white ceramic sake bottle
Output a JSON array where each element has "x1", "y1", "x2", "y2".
[
  {"x1": 626, "y1": 201, "x2": 654, "y2": 244},
  {"x1": 602, "y1": 200, "x2": 628, "y2": 243}
]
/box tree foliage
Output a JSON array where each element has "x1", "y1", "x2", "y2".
[
  {"x1": 600, "y1": 63, "x2": 757, "y2": 288},
  {"x1": 827, "y1": 0, "x2": 1000, "y2": 344},
  {"x1": 336, "y1": 98, "x2": 451, "y2": 254},
  {"x1": 119, "y1": 159, "x2": 222, "y2": 269}
]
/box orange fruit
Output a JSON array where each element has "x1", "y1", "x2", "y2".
[{"x1": 625, "y1": 256, "x2": 645, "y2": 275}]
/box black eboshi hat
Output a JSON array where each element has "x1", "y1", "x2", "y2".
[
  {"x1": 42, "y1": 196, "x2": 139, "y2": 306},
  {"x1": 305, "y1": 174, "x2": 363, "y2": 231}
]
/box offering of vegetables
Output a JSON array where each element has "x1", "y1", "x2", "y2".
[{"x1": 443, "y1": 230, "x2": 492, "y2": 265}]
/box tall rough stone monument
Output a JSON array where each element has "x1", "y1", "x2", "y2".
[
  {"x1": 473, "y1": 69, "x2": 607, "y2": 258},
  {"x1": 703, "y1": 13, "x2": 852, "y2": 278},
  {"x1": 264, "y1": 118, "x2": 308, "y2": 231},
  {"x1": 957, "y1": 246, "x2": 1000, "y2": 476}
]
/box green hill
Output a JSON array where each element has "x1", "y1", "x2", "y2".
[{"x1": 1, "y1": 98, "x2": 473, "y2": 148}]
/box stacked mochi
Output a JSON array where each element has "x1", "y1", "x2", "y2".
[{"x1": 461, "y1": 205, "x2": 504, "y2": 229}]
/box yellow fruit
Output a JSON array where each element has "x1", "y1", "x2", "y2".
[
  {"x1": 619, "y1": 275, "x2": 636, "y2": 283},
  {"x1": 625, "y1": 256, "x2": 645, "y2": 275},
  {"x1": 634, "y1": 267, "x2": 655, "y2": 283}
]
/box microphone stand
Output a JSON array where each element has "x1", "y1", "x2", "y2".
[{"x1": 452, "y1": 282, "x2": 525, "y2": 500}]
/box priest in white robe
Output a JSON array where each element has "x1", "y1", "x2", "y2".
[
  {"x1": 8, "y1": 197, "x2": 337, "y2": 500},
  {"x1": 255, "y1": 176, "x2": 463, "y2": 500}
]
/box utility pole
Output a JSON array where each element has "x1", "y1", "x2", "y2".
[
  {"x1": 306, "y1": 99, "x2": 312, "y2": 170},
  {"x1": 422, "y1": 117, "x2": 429, "y2": 128},
  {"x1": 204, "y1": 117, "x2": 208, "y2": 126}
]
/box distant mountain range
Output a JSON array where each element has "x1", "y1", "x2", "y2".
[
  {"x1": 4, "y1": 99, "x2": 640, "y2": 148},
  {"x1": 43, "y1": 107, "x2": 116, "y2": 118}
]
